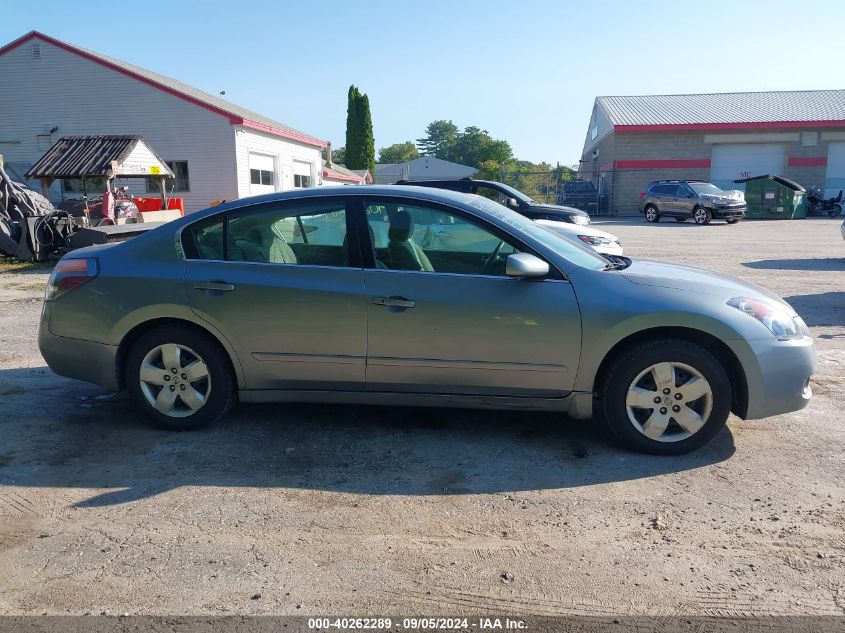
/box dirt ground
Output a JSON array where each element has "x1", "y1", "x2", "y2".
[{"x1": 0, "y1": 217, "x2": 842, "y2": 617}]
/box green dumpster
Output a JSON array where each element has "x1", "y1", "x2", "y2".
[{"x1": 734, "y1": 174, "x2": 807, "y2": 219}]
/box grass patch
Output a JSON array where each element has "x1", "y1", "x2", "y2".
[
  {"x1": 0, "y1": 259, "x2": 54, "y2": 273},
  {"x1": 12, "y1": 282, "x2": 45, "y2": 292}
]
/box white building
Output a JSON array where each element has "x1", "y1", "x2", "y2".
[
  {"x1": 374, "y1": 156, "x2": 477, "y2": 184},
  {"x1": 0, "y1": 31, "x2": 327, "y2": 212}
]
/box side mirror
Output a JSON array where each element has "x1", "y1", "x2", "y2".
[
  {"x1": 507, "y1": 197, "x2": 519, "y2": 208},
  {"x1": 687, "y1": 193, "x2": 694, "y2": 198},
  {"x1": 506, "y1": 253, "x2": 549, "y2": 278}
]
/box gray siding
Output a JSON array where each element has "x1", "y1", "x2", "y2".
[{"x1": 0, "y1": 36, "x2": 238, "y2": 212}]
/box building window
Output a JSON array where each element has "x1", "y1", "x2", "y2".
[
  {"x1": 63, "y1": 178, "x2": 106, "y2": 195},
  {"x1": 293, "y1": 174, "x2": 312, "y2": 188},
  {"x1": 591, "y1": 125, "x2": 598, "y2": 141},
  {"x1": 147, "y1": 160, "x2": 190, "y2": 192},
  {"x1": 250, "y1": 169, "x2": 274, "y2": 186},
  {"x1": 801, "y1": 132, "x2": 819, "y2": 147}
]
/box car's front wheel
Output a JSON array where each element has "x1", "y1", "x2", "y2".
[
  {"x1": 693, "y1": 207, "x2": 712, "y2": 225},
  {"x1": 644, "y1": 206, "x2": 660, "y2": 223},
  {"x1": 126, "y1": 325, "x2": 237, "y2": 431},
  {"x1": 600, "y1": 339, "x2": 731, "y2": 454}
]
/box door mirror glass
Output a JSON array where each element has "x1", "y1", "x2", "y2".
[
  {"x1": 508, "y1": 197, "x2": 520, "y2": 208},
  {"x1": 505, "y1": 253, "x2": 549, "y2": 278},
  {"x1": 687, "y1": 192, "x2": 694, "y2": 198}
]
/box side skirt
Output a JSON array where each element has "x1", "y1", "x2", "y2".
[{"x1": 238, "y1": 389, "x2": 594, "y2": 416}]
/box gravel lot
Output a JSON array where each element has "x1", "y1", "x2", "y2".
[{"x1": 0, "y1": 217, "x2": 843, "y2": 617}]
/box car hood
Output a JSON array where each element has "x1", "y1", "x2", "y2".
[
  {"x1": 529, "y1": 203, "x2": 588, "y2": 216},
  {"x1": 620, "y1": 259, "x2": 795, "y2": 314},
  {"x1": 699, "y1": 193, "x2": 745, "y2": 206},
  {"x1": 535, "y1": 219, "x2": 618, "y2": 241}
]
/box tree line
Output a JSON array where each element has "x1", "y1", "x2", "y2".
[{"x1": 328, "y1": 86, "x2": 574, "y2": 200}]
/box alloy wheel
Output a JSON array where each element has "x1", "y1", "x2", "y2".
[
  {"x1": 625, "y1": 361, "x2": 713, "y2": 442},
  {"x1": 694, "y1": 209, "x2": 708, "y2": 224},
  {"x1": 645, "y1": 208, "x2": 657, "y2": 222},
  {"x1": 138, "y1": 343, "x2": 212, "y2": 418}
]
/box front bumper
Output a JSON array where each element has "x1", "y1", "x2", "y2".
[
  {"x1": 38, "y1": 303, "x2": 120, "y2": 391},
  {"x1": 591, "y1": 241, "x2": 624, "y2": 256},
  {"x1": 711, "y1": 205, "x2": 746, "y2": 219},
  {"x1": 731, "y1": 335, "x2": 816, "y2": 420}
]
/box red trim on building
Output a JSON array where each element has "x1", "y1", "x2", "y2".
[
  {"x1": 322, "y1": 169, "x2": 363, "y2": 184},
  {"x1": 238, "y1": 119, "x2": 327, "y2": 148},
  {"x1": 615, "y1": 120, "x2": 845, "y2": 132},
  {"x1": 615, "y1": 159, "x2": 711, "y2": 169},
  {"x1": 0, "y1": 31, "x2": 327, "y2": 149},
  {"x1": 788, "y1": 156, "x2": 827, "y2": 167}
]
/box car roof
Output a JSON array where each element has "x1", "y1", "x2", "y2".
[
  {"x1": 183, "y1": 185, "x2": 491, "y2": 222},
  {"x1": 394, "y1": 178, "x2": 503, "y2": 187},
  {"x1": 648, "y1": 179, "x2": 709, "y2": 185}
]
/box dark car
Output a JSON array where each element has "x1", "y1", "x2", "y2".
[
  {"x1": 640, "y1": 180, "x2": 746, "y2": 225},
  {"x1": 394, "y1": 178, "x2": 591, "y2": 225}
]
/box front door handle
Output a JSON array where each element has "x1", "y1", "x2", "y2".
[
  {"x1": 194, "y1": 281, "x2": 235, "y2": 292},
  {"x1": 373, "y1": 296, "x2": 415, "y2": 309}
]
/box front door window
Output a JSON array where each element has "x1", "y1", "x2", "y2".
[{"x1": 364, "y1": 200, "x2": 520, "y2": 276}]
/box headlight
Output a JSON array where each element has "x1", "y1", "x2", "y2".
[
  {"x1": 577, "y1": 235, "x2": 611, "y2": 245},
  {"x1": 726, "y1": 297, "x2": 804, "y2": 341},
  {"x1": 571, "y1": 215, "x2": 590, "y2": 225}
]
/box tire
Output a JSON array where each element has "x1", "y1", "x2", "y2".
[
  {"x1": 126, "y1": 324, "x2": 236, "y2": 431},
  {"x1": 14, "y1": 184, "x2": 55, "y2": 216},
  {"x1": 599, "y1": 338, "x2": 731, "y2": 455},
  {"x1": 830, "y1": 204, "x2": 842, "y2": 218},
  {"x1": 693, "y1": 206, "x2": 711, "y2": 225},
  {"x1": 644, "y1": 206, "x2": 660, "y2": 223},
  {"x1": 726, "y1": 217, "x2": 741, "y2": 224}
]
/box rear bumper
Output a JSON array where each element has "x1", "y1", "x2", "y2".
[
  {"x1": 734, "y1": 335, "x2": 816, "y2": 420},
  {"x1": 38, "y1": 303, "x2": 120, "y2": 391}
]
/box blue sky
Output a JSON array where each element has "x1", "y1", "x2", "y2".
[{"x1": 3, "y1": 0, "x2": 843, "y2": 164}]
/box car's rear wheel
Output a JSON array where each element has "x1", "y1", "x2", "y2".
[
  {"x1": 126, "y1": 325, "x2": 236, "y2": 431},
  {"x1": 644, "y1": 206, "x2": 660, "y2": 223},
  {"x1": 600, "y1": 339, "x2": 731, "y2": 455},
  {"x1": 693, "y1": 207, "x2": 711, "y2": 225}
]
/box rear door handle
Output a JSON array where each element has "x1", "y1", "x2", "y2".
[
  {"x1": 373, "y1": 296, "x2": 415, "y2": 309},
  {"x1": 194, "y1": 281, "x2": 235, "y2": 292}
]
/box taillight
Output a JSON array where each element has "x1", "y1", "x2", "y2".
[
  {"x1": 639, "y1": 191, "x2": 646, "y2": 199},
  {"x1": 45, "y1": 257, "x2": 98, "y2": 300}
]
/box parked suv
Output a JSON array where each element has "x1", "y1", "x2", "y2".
[
  {"x1": 640, "y1": 180, "x2": 746, "y2": 225},
  {"x1": 394, "y1": 178, "x2": 591, "y2": 225}
]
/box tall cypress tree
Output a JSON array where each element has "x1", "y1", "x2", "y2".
[
  {"x1": 345, "y1": 85, "x2": 361, "y2": 168},
  {"x1": 344, "y1": 84, "x2": 375, "y2": 172},
  {"x1": 359, "y1": 93, "x2": 375, "y2": 174}
]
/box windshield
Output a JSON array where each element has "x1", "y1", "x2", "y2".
[
  {"x1": 463, "y1": 195, "x2": 608, "y2": 271},
  {"x1": 688, "y1": 182, "x2": 724, "y2": 195},
  {"x1": 482, "y1": 182, "x2": 534, "y2": 204}
]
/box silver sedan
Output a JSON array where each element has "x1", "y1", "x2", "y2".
[{"x1": 38, "y1": 186, "x2": 816, "y2": 454}]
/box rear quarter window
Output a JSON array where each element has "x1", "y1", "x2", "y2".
[{"x1": 182, "y1": 215, "x2": 225, "y2": 260}]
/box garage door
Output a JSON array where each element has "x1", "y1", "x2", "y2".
[
  {"x1": 249, "y1": 153, "x2": 276, "y2": 196},
  {"x1": 825, "y1": 142, "x2": 845, "y2": 197},
  {"x1": 711, "y1": 143, "x2": 786, "y2": 190}
]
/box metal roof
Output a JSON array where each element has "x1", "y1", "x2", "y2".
[
  {"x1": 597, "y1": 90, "x2": 845, "y2": 127},
  {"x1": 322, "y1": 160, "x2": 367, "y2": 183},
  {"x1": 26, "y1": 135, "x2": 175, "y2": 179},
  {"x1": 0, "y1": 31, "x2": 327, "y2": 148}
]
